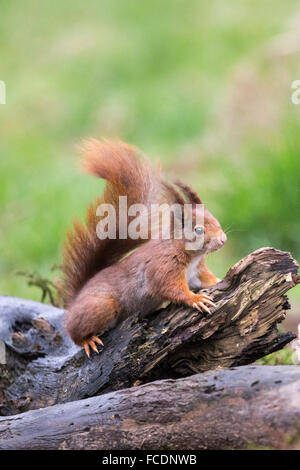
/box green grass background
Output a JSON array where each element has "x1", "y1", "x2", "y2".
[{"x1": 0, "y1": 0, "x2": 300, "y2": 304}]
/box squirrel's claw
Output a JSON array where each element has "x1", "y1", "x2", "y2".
[
  {"x1": 200, "y1": 293, "x2": 214, "y2": 303},
  {"x1": 92, "y1": 336, "x2": 104, "y2": 347},
  {"x1": 200, "y1": 294, "x2": 216, "y2": 308},
  {"x1": 193, "y1": 293, "x2": 216, "y2": 314},
  {"x1": 84, "y1": 343, "x2": 91, "y2": 358},
  {"x1": 83, "y1": 336, "x2": 104, "y2": 358},
  {"x1": 193, "y1": 301, "x2": 211, "y2": 314},
  {"x1": 202, "y1": 298, "x2": 215, "y2": 308},
  {"x1": 198, "y1": 302, "x2": 211, "y2": 314},
  {"x1": 89, "y1": 339, "x2": 99, "y2": 354}
]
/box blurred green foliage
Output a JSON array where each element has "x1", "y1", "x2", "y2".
[
  {"x1": 0, "y1": 0, "x2": 300, "y2": 300},
  {"x1": 257, "y1": 347, "x2": 294, "y2": 366},
  {"x1": 219, "y1": 125, "x2": 300, "y2": 258}
]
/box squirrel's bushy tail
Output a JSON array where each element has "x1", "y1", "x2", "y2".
[{"x1": 61, "y1": 139, "x2": 157, "y2": 306}]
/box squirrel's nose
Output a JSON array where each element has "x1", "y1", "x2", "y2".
[{"x1": 219, "y1": 232, "x2": 227, "y2": 245}]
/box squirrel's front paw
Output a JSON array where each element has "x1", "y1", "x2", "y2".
[
  {"x1": 82, "y1": 336, "x2": 104, "y2": 358},
  {"x1": 192, "y1": 293, "x2": 215, "y2": 314}
]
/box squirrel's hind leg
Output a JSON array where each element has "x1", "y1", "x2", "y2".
[{"x1": 65, "y1": 293, "x2": 118, "y2": 357}]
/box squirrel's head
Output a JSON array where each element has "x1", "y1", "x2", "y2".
[
  {"x1": 178, "y1": 206, "x2": 226, "y2": 254},
  {"x1": 166, "y1": 180, "x2": 227, "y2": 255},
  {"x1": 202, "y1": 207, "x2": 227, "y2": 253}
]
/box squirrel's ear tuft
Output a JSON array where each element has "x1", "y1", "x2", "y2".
[
  {"x1": 162, "y1": 181, "x2": 186, "y2": 206},
  {"x1": 173, "y1": 180, "x2": 202, "y2": 205}
]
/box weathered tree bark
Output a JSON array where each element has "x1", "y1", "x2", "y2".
[
  {"x1": 1, "y1": 365, "x2": 300, "y2": 450},
  {"x1": 0, "y1": 247, "x2": 299, "y2": 416}
]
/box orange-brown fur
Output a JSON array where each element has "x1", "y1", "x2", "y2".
[
  {"x1": 62, "y1": 139, "x2": 226, "y2": 351},
  {"x1": 198, "y1": 258, "x2": 219, "y2": 287}
]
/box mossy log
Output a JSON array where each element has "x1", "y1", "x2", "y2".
[{"x1": 0, "y1": 247, "x2": 299, "y2": 416}]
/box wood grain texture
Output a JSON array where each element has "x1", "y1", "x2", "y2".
[{"x1": 1, "y1": 365, "x2": 300, "y2": 450}]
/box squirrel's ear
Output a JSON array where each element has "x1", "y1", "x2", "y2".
[{"x1": 173, "y1": 180, "x2": 202, "y2": 205}]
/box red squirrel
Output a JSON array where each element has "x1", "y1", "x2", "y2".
[{"x1": 62, "y1": 139, "x2": 227, "y2": 357}]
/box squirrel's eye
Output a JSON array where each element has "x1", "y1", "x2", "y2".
[{"x1": 194, "y1": 225, "x2": 204, "y2": 235}]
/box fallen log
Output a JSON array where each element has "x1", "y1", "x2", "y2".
[
  {"x1": 1, "y1": 365, "x2": 300, "y2": 450},
  {"x1": 0, "y1": 247, "x2": 299, "y2": 415}
]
